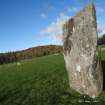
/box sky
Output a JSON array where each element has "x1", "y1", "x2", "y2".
[{"x1": 0, "y1": 0, "x2": 105, "y2": 52}]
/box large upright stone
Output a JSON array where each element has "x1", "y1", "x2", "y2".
[{"x1": 63, "y1": 3, "x2": 103, "y2": 97}]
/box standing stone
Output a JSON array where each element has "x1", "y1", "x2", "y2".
[{"x1": 63, "y1": 3, "x2": 103, "y2": 97}]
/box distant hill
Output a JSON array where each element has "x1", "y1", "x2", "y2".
[
  {"x1": 0, "y1": 34, "x2": 105, "y2": 65},
  {"x1": 0, "y1": 45, "x2": 63, "y2": 65}
]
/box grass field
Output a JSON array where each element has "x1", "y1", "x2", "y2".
[{"x1": 0, "y1": 51, "x2": 105, "y2": 105}]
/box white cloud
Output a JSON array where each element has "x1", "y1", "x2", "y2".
[
  {"x1": 98, "y1": 28, "x2": 105, "y2": 37},
  {"x1": 39, "y1": 13, "x2": 70, "y2": 44},
  {"x1": 38, "y1": 8, "x2": 105, "y2": 45},
  {"x1": 68, "y1": 7, "x2": 79, "y2": 13},
  {"x1": 97, "y1": 21, "x2": 105, "y2": 37},
  {"x1": 40, "y1": 13, "x2": 47, "y2": 19}
]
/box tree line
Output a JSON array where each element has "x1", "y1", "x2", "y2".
[
  {"x1": 0, "y1": 45, "x2": 62, "y2": 65},
  {"x1": 98, "y1": 34, "x2": 105, "y2": 45}
]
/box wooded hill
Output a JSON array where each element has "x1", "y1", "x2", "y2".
[
  {"x1": 0, "y1": 45, "x2": 62, "y2": 65},
  {"x1": 0, "y1": 34, "x2": 105, "y2": 65}
]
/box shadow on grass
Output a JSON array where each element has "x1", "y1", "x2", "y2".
[{"x1": 101, "y1": 60, "x2": 105, "y2": 90}]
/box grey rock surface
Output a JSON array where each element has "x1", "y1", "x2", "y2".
[{"x1": 63, "y1": 3, "x2": 103, "y2": 97}]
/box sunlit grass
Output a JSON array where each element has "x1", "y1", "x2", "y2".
[{"x1": 0, "y1": 51, "x2": 104, "y2": 105}]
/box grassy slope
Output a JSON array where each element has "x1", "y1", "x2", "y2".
[{"x1": 0, "y1": 51, "x2": 105, "y2": 105}]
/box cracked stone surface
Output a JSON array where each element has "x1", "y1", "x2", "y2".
[{"x1": 63, "y1": 3, "x2": 103, "y2": 97}]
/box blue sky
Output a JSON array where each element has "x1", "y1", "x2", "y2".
[{"x1": 0, "y1": 0, "x2": 105, "y2": 52}]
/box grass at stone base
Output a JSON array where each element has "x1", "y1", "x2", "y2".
[{"x1": 0, "y1": 52, "x2": 105, "y2": 105}]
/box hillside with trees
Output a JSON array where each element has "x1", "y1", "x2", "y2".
[
  {"x1": 0, "y1": 45, "x2": 62, "y2": 65},
  {"x1": 0, "y1": 33, "x2": 105, "y2": 65}
]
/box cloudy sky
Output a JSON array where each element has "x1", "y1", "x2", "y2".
[{"x1": 0, "y1": 0, "x2": 105, "y2": 52}]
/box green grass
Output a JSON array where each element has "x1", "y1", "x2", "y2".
[
  {"x1": 0, "y1": 51, "x2": 105, "y2": 105},
  {"x1": 101, "y1": 45, "x2": 105, "y2": 48},
  {"x1": 101, "y1": 49, "x2": 105, "y2": 61}
]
